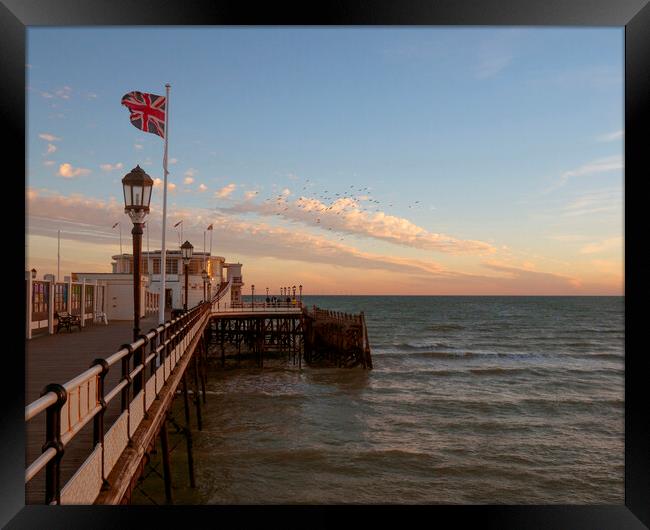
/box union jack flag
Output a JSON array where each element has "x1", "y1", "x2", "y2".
[{"x1": 121, "y1": 91, "x2": 166, "y2": 138}]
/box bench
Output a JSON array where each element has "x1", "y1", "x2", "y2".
[{"x1": 55, "y1": 311, "x2": 82, "y2": 333}]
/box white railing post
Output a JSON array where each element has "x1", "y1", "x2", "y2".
[
  {"x1": 94, "y1": 279, "x2": 98, "y2": 318},
  {"x1": 66, "y1": 276, "x2": 72, "y2": 314},
  {"x1": 26, "y1": 272, "x2": 32, "y2": 339},
  {"x1": 81, "y1": 279, "x2": 86, "y2": 328},
  {"x1": 48, "y1": 279, "x2": 55, "y2": 335}
]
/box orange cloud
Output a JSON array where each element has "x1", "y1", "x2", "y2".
[
  {"x1": 215, "y1": 183, "x2": 236, "y2": 198},
  {"x1": 221, "y1": 195, "x2": 495, "y2": 255},
  {"x1": 58, "y1": 163, "x2": 91, "y2": 178}
]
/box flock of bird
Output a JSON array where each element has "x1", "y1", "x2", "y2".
[{"x1": 221, "y1": 176, "x2": 425, "y2": 242}]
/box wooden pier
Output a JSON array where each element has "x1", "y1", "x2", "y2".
[
  {"x1": 208, "y1": 304, "x2": 372, "y2": 369},
  {"x1": 24, "y1": 297, "x2": 372, "y2": 505}
]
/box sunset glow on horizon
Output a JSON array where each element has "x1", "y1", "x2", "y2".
[{"x1": 26, "y1": 28, "x2": 623, "y2": 295}]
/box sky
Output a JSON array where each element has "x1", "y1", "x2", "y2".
[{"x1": 26, "y1": 27, "x2": 624, "y2": 295}]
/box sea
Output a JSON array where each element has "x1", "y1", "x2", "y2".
[{"x1": 136, "y1": 296, "x2": 625, "y2": 504}]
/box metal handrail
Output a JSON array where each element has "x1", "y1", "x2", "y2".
[
  {"x1": 25, "y1": 393, "x2": 58, "y2": 422},
  {"x1": 24, "y1": 300, "x2": 212, "y2": 504}
]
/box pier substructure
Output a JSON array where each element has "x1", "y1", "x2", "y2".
[{"x1": 207, "y1": 313, "x2": 305, "y2": 367}]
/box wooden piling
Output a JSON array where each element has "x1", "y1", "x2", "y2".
[{"x1": 159, "y1": 415, "x2": 172, "y2": 504}]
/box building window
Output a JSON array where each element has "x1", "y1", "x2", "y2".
[
  {"x1": 54, "y1": 283, "x2": 67, "y2": 313},
  {"x1": 31, "y1": 281, "x2": 48, "y2": 316},
  {"x1": 153, "y1": 258, "x2": 161, "y2": 274},
  {"x1": 142, "y1": 257, "x2": 149, "y2": 274},
  {"x1": 85, "y1": 285, "x2": 94, "y2": 313},
  {"x1": 188, "y1": 258, "x2": 201, "y2": 275},
  {"x1": 71, "y1": 284, "x2": 81, "y2": 315},
  {"x1": 166, "y1": 257, "x2": 179, "y2": 275}
]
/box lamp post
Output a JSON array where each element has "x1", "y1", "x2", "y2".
[
  {"x1": 201, "y1": 269, "x2": 208, "y2": 303},
  {"x1": 299, "y1": 284, "x2": 303, "y2": 302},
  {"x1": 251, "y1": 284, "x2": 255, "y2": 310},
  {"x1": 292, "y1": 285, "x2": 296, "y2": 299},
  {"x1": 122, "y1": 165, "x2": 153, "y2": 342},
  {"x1": 31, "y1": 268, "x2": 37, "y2": 280},
  {"x1": 181, "y1": 240, "x2": 193, "y2": 311}
]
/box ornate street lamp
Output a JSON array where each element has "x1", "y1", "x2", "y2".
[
  {"x1": 122, "y1": 165, "x2": 153, "y2": 342},
  {"x1": 292, "y1": 285, "x2": 296, "y2": 299},
  {"x1": 31, "y1": 268, "x2": 37, "y2": 280},
  {"x1": 181, "y1": 240, "x2": 193, "y2": 311},
  {"x1": 201, "y1": 269, "x2": 208, "y2": 303},
  {"x1": 299, "y1": 284, "x2": 303, "y2": 302},
  {"x1": 251, "y1": 284, "x2": 255, "y2": 311}
]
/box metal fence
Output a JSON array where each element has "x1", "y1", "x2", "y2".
[{"x1": 24, "y1": 301, "x2": 211, "y2": 504}]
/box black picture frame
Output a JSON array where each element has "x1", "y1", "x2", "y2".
[{"x1": 3, "y1": 1, "x2": 648, "y2": 528}]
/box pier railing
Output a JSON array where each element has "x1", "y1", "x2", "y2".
[
  {"x1": 227, "y1": 301, "x2": 303, "y2": 310},
  {"x1": 25, "y1": 300, "x2": 211, "y2": 504},
  {"x1": 305, "y1": 306, "x2": 373, "y2": 368},
  {"x1": 25, "y1": 274, "x2": 160, "y2": 339}
]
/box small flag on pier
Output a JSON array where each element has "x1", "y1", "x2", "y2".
[
  {"x1": 207, "y1": 224, "x2": 213, "y2": 230},
  {"x1": 112, "y1": 222, "x2": 119, "y2": 229},
  {"x1": 121, "y1": 91, "x2": 166, "y2": 138},
  {"x1": 173, "y1": 220, "x2": 183, "y2": 228}
]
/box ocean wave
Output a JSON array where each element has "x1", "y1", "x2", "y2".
[
  {"x1": 429, "y1": 323, "x2": 465, "y2": 332},
  {"x1": 564, "y1": 352, "x2": 623, "y2": 361},
  {"x1": 469, "y1": 367, "x2": 538, "y2": 376}
]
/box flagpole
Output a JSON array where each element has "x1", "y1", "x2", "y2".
[
  {"x1": 57, "y1": 229, "x2": 61, "y2": 281},
  {"x1": 119, "y1": 223, "x2": 122, "y2": 256},
  {"x1": 203, "y1": 230, "x2": 206, "y2": 271},
  {"x1": 159, "y1": 83, "x2": 170, "y2": 325}
]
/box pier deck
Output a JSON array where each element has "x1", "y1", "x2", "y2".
[
  {"x1": 25, "y1": 312, "x2": 171, "y2": 504},
  {"x1": 26, "y1": 312, "x2": 170, "y2": 403}
]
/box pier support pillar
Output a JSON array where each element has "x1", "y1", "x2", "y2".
[
  {"x1": 193, "y1": 354, "x2": 203, "y2": 431},
  {"x1": 159, "y1": 415, "x2": 173, "y2": 504}
]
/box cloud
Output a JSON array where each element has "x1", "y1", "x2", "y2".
[
  {"x1": 168, "y1": 183, "x2": 177, "y2": 192},
  {"x1": 597, "y1": 130, "x2": 623, "y2": 142},
  {"x1": 43, "y1": 160, "x2": 55, "y2": 167},
  {"x1": 169, "y1": 158, "x2": 178, "y2": 165},
  {"x1": 545, "y1": 155, "x2": 623, "y2": 193},
  {"x1": 37, "y1": 86, "x2": 73, "y2": 101},
  {"x1": 46, "y1": 144, "x2": 57, "y2": 154},
  {"x1": 27, "y1": 188, "x2": 615, "y2": 294},
  {"x1": 545, "y1": 234, "x2": 589, "y2": 242},
  {"x1": 39, "y1": 133, "x2": 61, "y2": 142},
  {"x1": 244, "y1": 190, "x2": 258, "y2": 200},
  {"x1": 220, "y1": 194, "x2": 496, "y2": 256},
  {"x1": 153, "y1": 178, "x2": 163, "y2": 188},
  {"x1": 215, "y1": 183, "x2": 236, "y2": 198},
  {"x1": 55, "y1": 86, "x2": 72, "y2": 99},
  {"x1": 476, "y1": 52, "x2": 512, "y2": 79},
  {"x1": 561, "y1": 155, "x2": 623, "y2": 180},
  {"x1": 184, "y1": 177, "x2": 195, "y2": 185},
  {"x1": 58, "y1": 163, "x2": 91, "y2": 178},
  {"x1": 579, "y1": 236, "x2": 623, "y2": 255},
  {"x1": 25, "y1": 188, "x2": 454, "y2": 279},
  {"x1": 480, "y1": 260, "x2": 581, "y2": 292},
  {"x1": 134, "y1": 143, "x2": 144, "y2": 150},
  {"x1": 100, "y1": 162, "x2": 124, "y2": 172},
  {"x1": 563, "y1": 187, "x2": 622, "y2": 217},
  {"x1": 198, "y1": 184, "x2": 208, "y2": 192}
]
